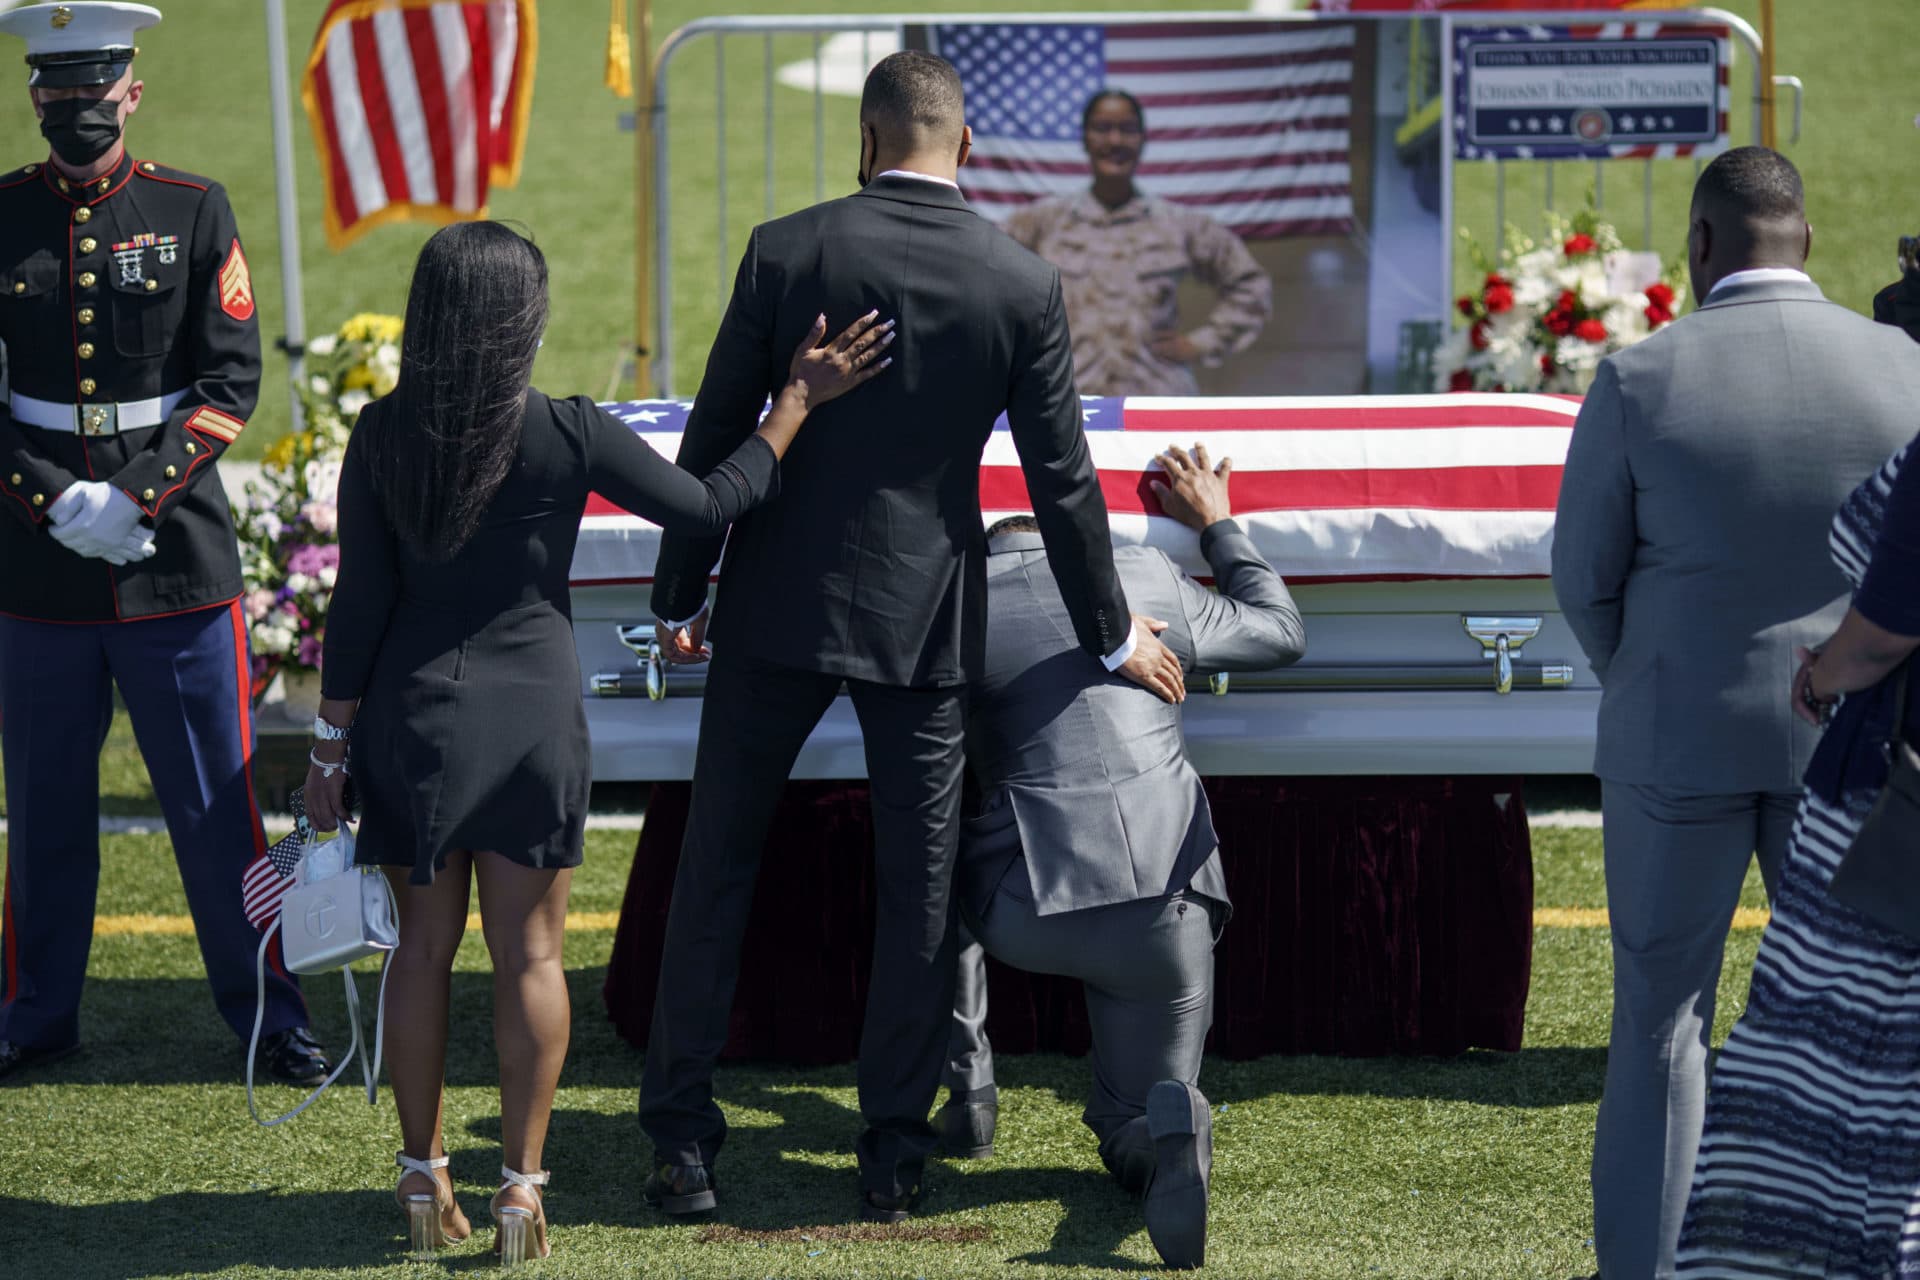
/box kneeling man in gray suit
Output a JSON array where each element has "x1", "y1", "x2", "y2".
[{"x1": 936, "y1": 445, "x2": 1305, "y2": 1268}]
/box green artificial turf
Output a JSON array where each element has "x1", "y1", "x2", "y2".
[{"x1": 0, "y1": 818, "x2": 1774, "y2": 1279}]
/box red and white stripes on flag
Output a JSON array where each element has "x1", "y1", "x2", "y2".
[
  {"x1": 242, "y1": 829, "x2": 307, "y2": 931},
  {"x1": 573, "y1": 394, "x2": 1581, "y2": 585},
  {"x1": 922, "y1": 20, "x2": 1357, "y2": 240},
  {"x1": 301, "y1": 0, "x2": 538, "y2": 251}
]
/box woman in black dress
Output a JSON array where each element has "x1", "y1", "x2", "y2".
[{"x1": 303, "y1": 222, "x2": 892, "y2": 1264}]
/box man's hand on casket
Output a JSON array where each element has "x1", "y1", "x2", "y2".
[
  {"x1": 1151, "y1": 443, "x2": 1233, "y2": 532},
  {"x1": 656, "y1": 609, "x2": 712, "y2": 665}
]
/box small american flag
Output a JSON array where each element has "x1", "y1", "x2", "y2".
[
  {"x1": 242, "y1": 791, "x2": 310, "y2": 931},
  {"x1": 921, "y1": 20, "x2": 1356, "y2": 239},
  {"x1": 301, "y1": 0, "x2": 536, "y2": 251}
]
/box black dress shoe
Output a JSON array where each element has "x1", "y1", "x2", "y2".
[
  {"x1": 1144, "y1": 1080, "x2": 1211, "y2": 1270},
  {"x1": 859, "y1": 1186, "x2": 920, "y2": 1224},
  {"x1": 0, "y1": 1038, "x2": 80, "y2": 1082},
  {"x1": 643, "y1": 1162, "x2": 717, "y2": 1216},
  {"x1": 255, "y1": 1027, "x2": 330, "y2": 1085},
  {"x1": 933, "y1": 1093, "x2": 997, "y2": 1160}
]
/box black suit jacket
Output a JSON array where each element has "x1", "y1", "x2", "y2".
[{"x1": 650, "y1": 175, "x2": 1129, "y2": 687}]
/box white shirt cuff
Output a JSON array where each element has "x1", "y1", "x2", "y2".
[
  {"x1": 661, "y1": 601, "x2": 710, "y2": 631},
  {"x1": 1100, "y1": 623, "x2": 1138, "y2": 673}
]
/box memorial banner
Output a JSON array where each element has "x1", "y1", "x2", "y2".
[{"x1": 1454, "y1": 23, "x2": 1729, "y2": 160}]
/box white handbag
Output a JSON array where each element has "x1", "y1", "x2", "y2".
[{"x1": 246, "y1": 822, "x2": 400, "y2": 1127}]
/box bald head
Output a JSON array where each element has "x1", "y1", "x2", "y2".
[
  {"x1": 1688, "y1": 146, "x2": 1811, "y2": 299},
  {"x1": 857, "y1": 52, "x2": 969, "y2": 184}
]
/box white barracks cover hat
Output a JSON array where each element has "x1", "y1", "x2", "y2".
[{"x1": 0, "y1": 2, "x2": 161, "y2": 88}]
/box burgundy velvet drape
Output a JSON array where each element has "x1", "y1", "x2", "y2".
[{"x1": 603, "y1": 777, "x2": 1533, "y2": 1061}]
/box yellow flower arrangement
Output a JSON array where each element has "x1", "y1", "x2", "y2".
[{"x1": 237, "y1": 311, "x2": 403, "y2": 686}]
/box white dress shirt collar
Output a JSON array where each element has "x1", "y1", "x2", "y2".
[
  {"x1": 874, "y1": 168, "x2": 960, "y2": 190},
  {"x1": 1706, "y1": 267, "x2": 1813, "y2": 300}
]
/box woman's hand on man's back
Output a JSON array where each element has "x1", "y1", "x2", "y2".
[{"x1": 787, "y1": 311, "x2": 896, "y2": 407}]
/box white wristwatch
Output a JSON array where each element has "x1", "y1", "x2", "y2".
[{"x1": 312, "y1": 715, "x2": 351, "y2": 742}]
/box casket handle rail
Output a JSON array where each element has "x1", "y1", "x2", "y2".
[
  {"x1": 595, "y1": 620, "x2": 1573, "y2": 699},
  {"x1": 1462, "y1": 615, "x2": 1542, "y2": 695}
]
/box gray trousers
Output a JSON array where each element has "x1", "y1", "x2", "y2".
[
  {"x1": 945, "y1": 857, "x2": 1217, "y2": 1188},
  {"x1": 1592, "y1": 782, "x2": 1794, "y2": 1280}
]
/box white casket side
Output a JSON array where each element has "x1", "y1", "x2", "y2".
[{"x1": 572, "y1": 395, "x2": 1599, "y2": 778}]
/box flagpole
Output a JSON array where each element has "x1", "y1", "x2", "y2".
[
  {"x1": 263, "y1": 0, "x2": 308, "y2": 431},
  {"x1": 631, "y1": 0, "x2": 656, "y2": 395},
  {"x1": 1758, "y1": 0, "x2": 1777, "y2": 148}
]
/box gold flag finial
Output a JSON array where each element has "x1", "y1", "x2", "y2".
[{"x1": 605, "y1": 0, "x2": 632, "y2": 98}]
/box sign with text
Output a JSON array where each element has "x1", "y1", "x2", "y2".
[{"x1": 1454, "y1": 25, "x2": 1730, "y2": 160}]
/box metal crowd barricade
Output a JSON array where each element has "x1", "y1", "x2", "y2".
[{"x1": 640, "y1": 8, "x2": 1779, "y2": 398}]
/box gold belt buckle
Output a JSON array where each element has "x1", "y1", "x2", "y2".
[{"x1": 79, "y1": 403, "x2": 118, "y2": 437}]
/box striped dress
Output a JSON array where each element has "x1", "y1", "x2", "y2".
[{"x1": 1677, "y1": 444, "x2": 1919, "y2": 1279}]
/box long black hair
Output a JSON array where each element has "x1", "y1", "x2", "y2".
[{"x1": 363, "y1": 221, "x2": 548, "y2": 561}]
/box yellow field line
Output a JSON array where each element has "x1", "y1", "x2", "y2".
[
  {"x1": 1535, "y1": 906, "x2": 1772, "y2": 931},
  {"x1": 94, "y1": 910, "x2": 624, "y2": 937},
  {"x1": 92, "y1": 907, "x2": 1771, "y2": 938}
]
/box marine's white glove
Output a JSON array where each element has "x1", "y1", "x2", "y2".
[
  {"x1": 48, "y1": 482, "x2": 150, "y2": 562},
  {"x1": 99, "y1": 528, "x2": 158, "y2": 566}
]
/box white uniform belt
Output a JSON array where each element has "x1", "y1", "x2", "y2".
[{"x1": 8, "y1": 389, "x2": 187, "y2": 435}]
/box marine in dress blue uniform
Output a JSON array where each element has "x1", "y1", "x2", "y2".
[{"x1": 0, "y1": 2, "x2": 326, "y2": 1082}]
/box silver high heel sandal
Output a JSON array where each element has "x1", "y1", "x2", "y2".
[
  {"x1": 489, "y1": 1165, "x2": 551, "y2": 1269},
  {"x1": 394, "y1": 1152, "x2": 471, "y2": 1257}
]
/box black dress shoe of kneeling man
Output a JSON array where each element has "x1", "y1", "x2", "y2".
[
  {"x1": 254, "y1": 1026, "x2": 331, "y2": 1085},
  {"x1": 1144, "y1": 1079, "x2": 1213, "y2": 1270},
  {"x1": 0, "y1": 1038, "x2": 81, "y2": 1082},
  {"x1": 933, "y1": 1088, "x2": 998, "y2": 1160}
]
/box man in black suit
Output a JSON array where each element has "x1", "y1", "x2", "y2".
[{"x1": 638, "y1": 51, "x2": 1185, "y2": 1222}]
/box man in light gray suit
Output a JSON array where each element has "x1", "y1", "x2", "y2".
[
  {"x1": 1553, "y1": 146, "x2": 1920, "y2": 1280},
  {"x1": 934, "y1": 444, "x2": 1305, "y2": 1269}
]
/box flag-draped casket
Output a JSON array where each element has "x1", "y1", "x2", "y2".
[{"x1": 572, "y1": 394, "x2": 1599, "y2": 779}]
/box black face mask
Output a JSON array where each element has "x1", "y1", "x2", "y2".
[{"x1": 39, "y1": 96, "x2": 124, "y2": 167}]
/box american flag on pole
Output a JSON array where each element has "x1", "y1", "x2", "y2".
[
  {"x1": 242, "y1": 793, "x2": 311, "y2": 931},
  {"x1": 919, "y1": 21, "x2": 1356, "y2": 239},
  {"x1": 301, "y1": 0, "x2": 538, "y2": 251},
  {"x1": 572, "y1": 395, "x2": 1580, "y2": 586}
]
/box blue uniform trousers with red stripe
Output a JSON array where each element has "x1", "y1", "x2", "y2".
[{"x1": 0, "y1": 600, "x2": 307, "y2": 1050}]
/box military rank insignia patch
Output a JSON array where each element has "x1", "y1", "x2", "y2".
[{"x1": 219, "y1": 239, "x2": 254, "y2": 321}]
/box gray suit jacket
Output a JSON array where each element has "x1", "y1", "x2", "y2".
[
  {"x1": 1552, "y1": 276, "x2": 1920, "y2": 791},
  {"x1": 959, "y1": 520, "x2": 1306, "y2": 920}
]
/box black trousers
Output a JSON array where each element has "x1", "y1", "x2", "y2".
[{"x1": 638, "y1": 649, "x2": 966, "y2": 1198}]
